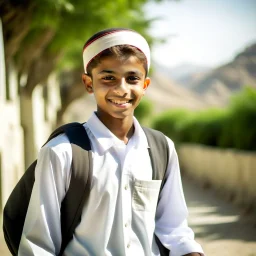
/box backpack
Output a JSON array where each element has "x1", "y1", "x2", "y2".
[{"x1": 3, "y1": 122, "x2": 170, "y2": 256}]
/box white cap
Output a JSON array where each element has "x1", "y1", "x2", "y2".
[{"x1": 83, "y1": 29, "x2": 150, "y2": 73}]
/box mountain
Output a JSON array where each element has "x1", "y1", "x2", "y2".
[
  {"x1": 187, "y1": 43, "x2": 256, "y2": 104},
  {"x1": 145, "y1": 71, "x2": 215, "y2": 113},
  {"x1": 154, "y1": 62, "x2": 211, "y2": 88},
  {"x1": 153, "y1": 43, "x2": 256, "y2": 106}
]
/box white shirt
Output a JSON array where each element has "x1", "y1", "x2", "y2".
[{"x1": 18, "y1": 113, "x2": 204, "y2": 256}]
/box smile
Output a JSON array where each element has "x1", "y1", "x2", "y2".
[{"x1": 108, "y1": 99, "x2": 133, "y2": 107}]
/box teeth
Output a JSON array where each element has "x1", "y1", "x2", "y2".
[{"x1": 110, "y1": 99, "x2": 130, "y2": 104}]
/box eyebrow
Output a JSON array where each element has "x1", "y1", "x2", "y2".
[
  {"x1": 98, "y1": 70, "x2": 115, "y2": 74},
  {"x1": 127, "y1": 71, "x2": 144, "y2": 77},
  {"x1": 98, "y1": 70, "x2": 144, "y2": 76}
]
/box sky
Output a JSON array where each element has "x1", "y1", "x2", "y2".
[{"x1": 144, "y1": 0, "x2": 256, "y2": 68}]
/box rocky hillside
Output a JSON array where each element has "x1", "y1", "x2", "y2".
[
  {"x1": 188, "y1": 43, "x2": 256, "y2": 104},
  {"x1": 145, "y1": 71, "x2": 215, "y2": 113},
  {"x1": 154, "y1": 62, "x2": 211, "y2": 89}
]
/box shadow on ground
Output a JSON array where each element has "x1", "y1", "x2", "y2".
[{"x1": 182, "y1": 173, "x2": 256, "y2": 243}]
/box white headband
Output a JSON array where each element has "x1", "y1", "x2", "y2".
[{"x1": 83, "y1": 30, "x2": 150, "y2": 73}]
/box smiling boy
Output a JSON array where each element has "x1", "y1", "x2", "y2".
[{"x1": 18, "y1": 28, "x2": 204, "y2": 256}]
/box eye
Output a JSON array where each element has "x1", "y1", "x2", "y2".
[
  {"x1": 126, "y1": 76, "x2": 140, "y2": 83},
  {"x1": 102, "y1": 76, "x2": 115, "y2": 81}
]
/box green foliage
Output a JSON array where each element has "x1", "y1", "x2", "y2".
[
  {"x1": 9, "y1": 0, "x2": 161, "y2": 73},
  {"x1": 152, "y1": 109, "x2": 190, "y2": 143},
  {"x1": 226, "y1": 87, "x2": 256, "y2": 150},
  {"x1": 134, "y1": 98, "x2": 153, "y2": 124},
  {"x1": 152, "y1": 87, "x2": 256, "y2": 151},
  {"x1": 183, "y1": 109, "x2": 228, "y2": 146}
]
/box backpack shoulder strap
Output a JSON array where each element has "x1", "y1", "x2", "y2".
[
  {"x1": 58, "y1": 123, "x2": 92, "y2": 256},
  {"x1": 142, "y1": 127, "x2": 169, "y2": 182},
  {"x1": 3, "y1": 122, "x2": 91, "y2": 256},
  {"x1": 142, "y1": 127, "x2": 170, "y2": 256},
  {"x1": 44, "y1": 122, "x2": 83, "y2": 145},
  {"x1": 44, "y1": 122, "x2": 92, "y2": 254}
]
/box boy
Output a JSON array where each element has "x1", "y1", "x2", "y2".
[{"x1": 18, "y1": 28, "x2": 204, "y2": 255}]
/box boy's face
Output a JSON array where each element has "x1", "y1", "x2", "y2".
[{"x1": 82, "y1": 55, "x2": 150, "y2": 121}]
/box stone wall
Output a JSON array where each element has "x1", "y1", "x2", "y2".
[{"x1": 178, "y1": 144, "x2": 256, "y2": 209}]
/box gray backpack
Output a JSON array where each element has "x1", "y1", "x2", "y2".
[{"x1": 3, "y1": 122, "x2": 170, "y2": 255}]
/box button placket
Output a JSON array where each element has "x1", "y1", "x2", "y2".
[
  {"x1": 122, "y1": 146, "x2": 134, "y2": 254},
  {"x1": 122, "y1": 173, "x2": 131, "y2": 252}
]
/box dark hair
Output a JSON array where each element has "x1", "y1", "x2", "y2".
[{"x1": 86, "y1": 45, "x2": 148, "y2": 76}]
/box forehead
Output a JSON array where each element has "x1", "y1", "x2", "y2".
[{"x1": 92, "y1": 55, "x2": 146, "y2": 75}]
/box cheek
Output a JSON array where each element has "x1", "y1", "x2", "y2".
[
  {"x1": 93, "y1": 83, "x2": 109, "y2": 95},
  {"x1": 134, "y1": 85, "x2": 146, "y2": 96}
]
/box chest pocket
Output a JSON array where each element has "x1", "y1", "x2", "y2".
[{"x1": 132, "y1": 179, "x2": 162, "y2": 212}]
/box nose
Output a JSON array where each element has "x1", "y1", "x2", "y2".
[{"x1": 114, "y1": 78, "x2": 129, "y2": 97}]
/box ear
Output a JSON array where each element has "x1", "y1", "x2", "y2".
[
  {"x1": 82, "y1": 73, "x2": 93, "y2": 94},
  {"x1": 143, "y1": 77, "x2": 150, "y2": 91}
]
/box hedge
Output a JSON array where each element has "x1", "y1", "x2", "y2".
[{"x1": 151, "y1": 87, "x2": 256, "y2": 151}]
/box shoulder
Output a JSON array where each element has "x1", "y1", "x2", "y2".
[
  {"x1": 142, "y1": 127, "x2": 174, "y2": 149},
  {"x1": 40, "y1": 133, "x2": 72, "y2": 158}
]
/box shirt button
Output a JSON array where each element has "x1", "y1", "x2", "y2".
[
  {"x1": 125, "y1": 223, "x2": 128, "y2": 227},
  {"x1": 127, "y1": 243, "x2": 130, "y2": 248},
  {"x1": 124, "y1": 185, "x2": 128, "y2": 190}
]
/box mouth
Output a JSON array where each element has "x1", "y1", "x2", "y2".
[{"x1": 108, "y1": 99, "x2": 133, "y2": 107}]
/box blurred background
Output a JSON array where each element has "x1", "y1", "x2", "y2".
[{"x1": 0, "y1": 0, "x2": 256, "y2": 255}]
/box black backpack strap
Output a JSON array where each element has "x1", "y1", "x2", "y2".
[
  {"x1": 142, "y1": 127, "x2": 169, "y2": 182},
  {"x1": 142, "y1": 127, "x2": 170, "y2": 256},
  {"x1": 58, "y1": 124, "x2": 92, "y2": 256},
  {"x1": 44, "y1": 122, "x2": 83, "y2": 145},
  {"x1": 44, "y1": 122, "x2": 92, "y2": 255},
  {"x1": 3, "y1": 122, "x2": 91, "y2": 256}
]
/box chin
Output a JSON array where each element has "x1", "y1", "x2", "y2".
[{"x1": 111, "y1": 111, "x2": 134, "y2": 120}]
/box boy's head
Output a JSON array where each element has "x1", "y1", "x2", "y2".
[
  {"x1": 82, "y1": 28, "x2": 151, "y2": 121},
  {"x1": 82, "y1": 28, "x2": 150, "y2": 76}
]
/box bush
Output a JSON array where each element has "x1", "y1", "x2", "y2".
[
  {"x1": 186, "y1": 109, "x2": 228, "y2": 146},
  {"x1": 227, "y1": 87, "x2": 256, "y2": 150},
  {"x1": 152, "y1": 109, "x2": 190, "y2": 143},
  {"x1": 217, "y1": 110, "x2": 234, "y2": 149},
  {"x1": 134, "y1": 98, "x2": 153, "y2": 124}
]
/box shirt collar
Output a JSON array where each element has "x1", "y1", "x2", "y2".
[
  {"x1": 132, "y1": 117, "x2": 149, "y2": 149},
  {"x1": 86, "y1": 112, "x2": 149, "y2": 152}
]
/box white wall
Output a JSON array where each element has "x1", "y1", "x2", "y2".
[
  {"x1": 0, "y1": 19, "x2": 25, "y2": 208},
  {"x1": 0, "y1": 18, "x2": 62, "y2": 208}
]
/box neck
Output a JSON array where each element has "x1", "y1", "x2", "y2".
[{"x1": 96, "y1": 113, "x2": 134, "y2": 144}]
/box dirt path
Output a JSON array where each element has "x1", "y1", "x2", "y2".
[
  {"x1": 1, "y1": 176, "x2": 256, "y2": 256},
  {"x1": 182, "y1": 175, "x2": 256, "y2": 256}
]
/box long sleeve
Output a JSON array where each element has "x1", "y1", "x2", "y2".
[
  {"x1": 155, "y1": 137, "x2": 204, "y2": 256},
  {"x1": 18, "y1": 135, "x2": 72, "y2": 256}
]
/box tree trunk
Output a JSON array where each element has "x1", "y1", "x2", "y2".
[
  {"x1": 24, "y1": 51, "x2": 60, "y2": 95},
  {"x1": 17, "y1": 28, "x2": 56, "y2": 74},
  {"x1": 57, "y1": 69, "x2": 86, "y2": 125},
  {"x1": 20, "y1": 89, "x2": 36, "y2": 168}
]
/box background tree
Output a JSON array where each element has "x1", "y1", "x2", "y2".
[
  {"x1": 0, "y1": 0, "x2": 164, "y2": 166},
  {"x1": 1, "y1": 0, "x2": 159, "y2": 117}
]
